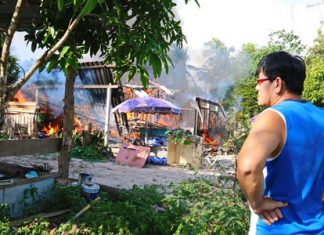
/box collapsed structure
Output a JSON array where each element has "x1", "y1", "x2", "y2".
[{"x1": 3, "y1": 61, "x2": 227, "y2": 149}]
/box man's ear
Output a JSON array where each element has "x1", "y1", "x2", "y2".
[{"x1": 274, "y1": 77, "x2": 284, "y2": 94}]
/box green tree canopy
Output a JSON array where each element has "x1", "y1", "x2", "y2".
[
  {"x1": 233, "y1": 30, "x2": 307, "y2": 118},
  {"x1": 303, "y1": 30, "x2": 324, "y2": 107},
  {"x1": 0, "y1": 33, "x2": 20, "y2": 87},
  {"x1": 25, "y1": 0, "x2": 199, "y2": 87},
  {"x1": 1, "y1": 0, "x2": 199, "y2": 108},
  {"x1": 267, "y1": 29, "x2": 306, "y2": 55}
]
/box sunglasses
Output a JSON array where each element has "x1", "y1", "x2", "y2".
[{"x1": 256, "y1": 78, "x2": 270, "y2": 86}]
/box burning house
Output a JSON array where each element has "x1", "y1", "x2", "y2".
[
  {"x1": 4, "y1": 60, "x2": 227, "y2": 152},
  {"x1": 113, "y1": 81, "x2": 227, "y2": 148},
  {"x1": 195, "y1": 97, "x2": 226, "y2": 146},
  {"x1": 3, "y1": 61, "x2": 126, "y2": 140}
]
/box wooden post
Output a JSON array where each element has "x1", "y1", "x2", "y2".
[
  {"x1": 104, "y1": 84, "x2": 113, "y2": 147},
  {"x1": 102, "y1": 84, "x2": 119, "y2": 147},
  {"x1": 34, "y1": 88, "x2": 39, "y2": 135},
  {"x1": 35, "y1": 88, "x2": 39, "y2": 107}
]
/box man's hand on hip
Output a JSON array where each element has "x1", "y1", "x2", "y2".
[{"x1": 251, "y1": 197, "x2": 288, "y2": 225}]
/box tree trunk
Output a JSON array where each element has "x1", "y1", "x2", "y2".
[
  {"x1": 0, "y1": 83, "x2": 7, "y2": 129},
  {"x1": 0, "y1": 0, "x2": 23, "y2": 130},
  {"x1": 58, "y1": 66, "x2": 76, "y2": 178}
]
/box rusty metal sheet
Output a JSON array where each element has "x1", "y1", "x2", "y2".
[{"x1": 115, "y1": 143, "x2": 150, "y2": 168}]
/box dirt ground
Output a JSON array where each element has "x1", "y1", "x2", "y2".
[{"x1": 0, "y1": 145, "x2": 236, "y2": 190}]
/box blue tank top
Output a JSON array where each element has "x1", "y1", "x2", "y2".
[{"x1": 254, "y1": 100, "x2": 324, "y2": 234}]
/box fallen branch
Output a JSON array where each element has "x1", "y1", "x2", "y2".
[
  {"x1": 10, "y1": 209, "x2": 70, "y2": 227},
  {"x1": 73, "y1": 197, "x2": 101, "y2": 220}
]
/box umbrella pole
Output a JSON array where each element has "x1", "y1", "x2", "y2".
[{"x1": 145, "y1": 114, "x2": 149, "y2": 145}]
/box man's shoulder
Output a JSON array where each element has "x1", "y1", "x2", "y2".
[
  {"x1": 257, "y1": 109, "x2": 283, "y2": 122},
  {"x1": 252, "y1": 109, "x2": 285, "y2": 132}
]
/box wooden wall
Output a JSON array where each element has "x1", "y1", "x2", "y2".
[{"x1": 4, "y1": 102, "x2": 37, "y2": 138}]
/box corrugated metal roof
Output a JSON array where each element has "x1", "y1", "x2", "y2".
[
  {"x1": 78, "y1": 61, "x2": 128, "y2": 133},
  {"x1": 78, "y1": 61, "x2": 124, "y2": 106}
]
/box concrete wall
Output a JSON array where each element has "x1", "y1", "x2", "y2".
[
  {"x1": 167, "y1": 136, "x2": 203, "y2": 169},
  {"x1": 0, "y1": 174, "x2": 55, "y2": 218},
  {"x1": 0, "y1": 138, "x2": 61, "y2": 157}
]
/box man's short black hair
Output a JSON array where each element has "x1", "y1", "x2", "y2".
[{"x1": 256, "y1": 51, "x2": 306, "y2": 95}]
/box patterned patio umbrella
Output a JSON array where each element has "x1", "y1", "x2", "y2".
[
  {"x1": 111, "y1": 97, "x2": 181, "y2": 114},
  {"x1": 112, "y1": 97, "x2": 181, "y2": 144}
]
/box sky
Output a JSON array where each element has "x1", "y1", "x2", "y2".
[
  {"x1": 10, "y1": 0, "x2": 324, "y2": 65},
  {"x1": 175, "y1": 0, "x2": 323, "y2": 64}
]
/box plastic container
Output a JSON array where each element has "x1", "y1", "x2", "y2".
[
  {"x1": 147, "y1": 156, "x2": 167, "y2": 165},
  {"x1": 25, "y1": 170, "x2": 38, "y2": 179},
  {"x1": 82, "y1": 183, "x2": 100, "y2": 201},
  {"x1": 78, "y1": 173, "x2": 92, "y2": 185}
]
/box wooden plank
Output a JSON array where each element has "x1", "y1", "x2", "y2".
[
  {"x1": 8, "y1": 101, "x2": 37, "y2": 107},
  {"x1": 75, "y1": 84, "x2": 119, "y2": 89},
  {"x1": 10, "y1": 209, "x2": 70, "y2": 226},
  {"x1": 7, "y1": 102, "x2": 37, "y2": 111},
  {"x1": 31, "y1": 84, "x2": 119, "y2": 89},
  {"x1": 0, "y1": 138, "x2": 62, "y2": 157},
  {"x1": 98, "y1": 184, "x2": 121, "y2": 201}
]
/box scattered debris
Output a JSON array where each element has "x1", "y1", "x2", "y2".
[{"x1": 31, "y1": 163, "x2": 53, "y2": 173}]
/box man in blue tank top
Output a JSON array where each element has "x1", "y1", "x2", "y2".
[{"x1": 237, "y1": 51, "x2": 324, "y2": 234}]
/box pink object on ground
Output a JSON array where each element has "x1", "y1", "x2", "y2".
[{"x1": 115, "y1": 143, "x2": 151, "y2": 168}]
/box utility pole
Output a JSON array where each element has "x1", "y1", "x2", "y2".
[
  {"x1": 306, "y1": 0, "x2": 324, "y2": 8},
  {"x1": 291, "y1": 6, "x2": 295, "y2": 31},
  {"x1": 307, "y1": 0, "x2": 324, "y2": 28}
]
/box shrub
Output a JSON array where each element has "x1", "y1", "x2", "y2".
[
  {"x1": 11, "y1": 179, "x2": 249, "y2": 234},
  {"x1": 71, "y1": 128, "x2": 108, "y2": 161},
  {"x1": 0, "y1": 203, "x2": 10, "y2": 221},
  {"x1": 163, "y1": 179, "x2": 249, "y2": 234},
  {"x1": 166, "y1": 128, "x2": 195, "y2": 145}
]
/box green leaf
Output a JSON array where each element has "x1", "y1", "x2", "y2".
[
  {"x1": 31, "y1": 42, "x2": 36, "y2": 52},
  {"x1": 48, "y1": 26, "x2": 55, "y2": 37},
  {"x1": 59, "y1": 46, "x2": 70, "y2": 59},
  {"x1": 127, "y1": 67, "x2": 136, "y2": 81},
  {"x1": 161, "y1": 56, "x2": 169, "y2": 74},
  {"x1": 139, "y1": 69, "x2": 149, "y2": 89},
  {"x1": 73, "y1": 0, "x2": 80, "y2": 7},
  {"x1": 47, "y1": 58, "x2": 59, "y2": 72},
  {"x1": 80, "y1": 0, "x2": 98, "y2": 17},
  {"x1": 57, "y1": 0, "x2": 64, "y2": 12},
  {"x1": 150, "y1": 54, "x2": 162, "y2": 78},
  {"x1": 42, "y1": 33, "x2": 50, "y2": 44},
  {"x1": 65, "y1": 57, "x2": 78, "y2": 72}
]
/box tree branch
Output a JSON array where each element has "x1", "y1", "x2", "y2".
[
  {"x1": 7, "y1": 14, "x2": 83, "y2": 99},
  {"x1": 0, "y1": 0, "x2": 23, "y2": 79}
]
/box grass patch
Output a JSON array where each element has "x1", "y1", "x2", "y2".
[{"x1": 4, "y1": 179, "x2": 249, "y2": 234}]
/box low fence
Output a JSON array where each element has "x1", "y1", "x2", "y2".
[
  {"x1": 4, "y1": 101, "x2": 37, "y2": 138},
  {"x1": 0, "y1": 138, "x2": 62, "y2": 157}
]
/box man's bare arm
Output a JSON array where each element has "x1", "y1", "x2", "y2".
[{"x1": 237, "y1": 110, "x2": 288, "y2": 224}]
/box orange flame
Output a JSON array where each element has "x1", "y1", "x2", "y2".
[
  {"x1": 42, "y1": 122, "x2": 59, "y2": 136},
  {"x1": 157, "y1": 114, "x2": 178, "y2": 128},
  {"x1": 201, "y1": 129, "x2": 221, "y2": 146},
  {"x1": 13, "y1": 91, "x2": 28, "y2": 102},
  {"x1": 73, "y1": 116, "x2": 84, "y2": 133},
  {"x1": 110, "y1": 129, "x2": 120, "y2": 138}
]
